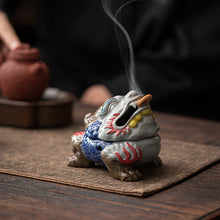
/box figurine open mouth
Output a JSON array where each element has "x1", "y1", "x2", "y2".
[
  {"x1": 115, "y1": 94, "x2": 153, "y2": 129},
  {"x1": 100, "y1": 92, "x2": 157, "y2": 139},
  {"x1": 116, "y1": 104, "x2": 139, "y2": 127}
]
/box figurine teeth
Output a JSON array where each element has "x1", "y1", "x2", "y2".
[{"x1": 131, "y1": 102, "x2": 136, "y2": 108}]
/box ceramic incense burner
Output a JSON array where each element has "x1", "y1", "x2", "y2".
[
  {"x1": 67, "y1": 90, "x2": 162, "y2": 181},
  {"x1": 0, "y1": 43, "x2": 49, "y2": 101}
]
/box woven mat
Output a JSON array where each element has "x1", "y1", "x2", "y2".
[{"x1": 0, "y1": 125, "x2": 219, "y2": 197}]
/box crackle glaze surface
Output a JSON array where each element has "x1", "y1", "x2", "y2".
[
  {"x1": 72, "y1": 90, "x2": 161, "y2": 166},
  {"x1": 68, "y1": 90, "x2": 162, "y2": 181}
]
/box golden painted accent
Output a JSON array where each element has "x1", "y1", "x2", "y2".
[
  {"x1": 129, "y1": 119, "x2": 137, "y2": 128},
  {"x1": 129, "y1": 108, "x2": 156, "y2": 129},
  {"x1": 134, "y1": 113, "x2": 142, "y2": 122},
  {"x1": 141, "y1": 108, "x2": 151, "y2": 115}
]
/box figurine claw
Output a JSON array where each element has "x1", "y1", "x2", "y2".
[{"x1": 119, "y1": 168, "x2": 142, "y2": 181}]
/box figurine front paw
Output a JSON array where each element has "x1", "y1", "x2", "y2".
[
  {"x1": 101, "y1": 153, "x2": 142, "y2": 181},
  {"x1": 116, "y1": 167, "x2": 142, "y2": 181},
  {"x1": 67, "y1": 155, "x2": 93, "y2": 168}
]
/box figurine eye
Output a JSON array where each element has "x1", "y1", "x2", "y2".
[{"x1": 100, "y1": 98, "x2": 118, "y2": 117}]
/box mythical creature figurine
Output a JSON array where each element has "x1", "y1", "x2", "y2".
[{"x1": 67, "y1": 90, "x2": 162, "y2": 181}]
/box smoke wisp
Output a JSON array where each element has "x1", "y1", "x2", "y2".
[{"x1": 102, "y1": 0, "x2": 143, "y2": 95}]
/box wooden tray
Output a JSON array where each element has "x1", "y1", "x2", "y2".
[{"x1": 0, "y1": 88, "x2": 75, "y2": 128}]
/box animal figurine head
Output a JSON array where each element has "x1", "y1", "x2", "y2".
[{"x1": 67, "y1": 90, "x2": 162, "y2": 181}]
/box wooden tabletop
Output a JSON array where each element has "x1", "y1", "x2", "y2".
[{"x1": 1, "y1": 102, "x2": 220, "y2": 220}]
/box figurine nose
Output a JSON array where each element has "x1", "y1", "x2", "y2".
[{"x1": 137, "y1": 94, "x2": 152, "y2": 107}]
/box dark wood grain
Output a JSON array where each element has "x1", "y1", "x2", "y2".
[
  {"x1": 0, "y1": 163, "x2": 219, "y2": 220},
  {"x1": 156, "y1": 112, "x2": 220, "y2": 146},
  {"x1": 0, "y1": 103, "x2": 220, "y2": 220}
]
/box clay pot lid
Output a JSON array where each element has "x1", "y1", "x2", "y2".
[{"x1": 7, "y1": 43, "x2": 40, "y2": 61}]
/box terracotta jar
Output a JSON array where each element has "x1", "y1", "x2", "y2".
[{"x1": 0, "y1": 43, "x2": 50, "y2": 101}]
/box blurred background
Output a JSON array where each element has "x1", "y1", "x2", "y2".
[{"x1": 0, "y1": 0, "x2": 220, "y2": 121}]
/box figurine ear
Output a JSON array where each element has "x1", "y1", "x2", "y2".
[{"x1": 100, "y1": 98, "x2": 118, "y2": 118}]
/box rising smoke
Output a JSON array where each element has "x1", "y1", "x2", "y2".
[{"x1": 102, "y1": 0, "x2": 143, "y2": 95}]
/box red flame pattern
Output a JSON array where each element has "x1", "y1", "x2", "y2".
[
  {"x1": 104, "y1": 113, "x2": 130, "y2": 136},
  {"x1": 73, "y1": 131, "x2": 85, "y2": 136},
  {"x1": 115, "y1": 142, "x2": 142, "y2": 164}
]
